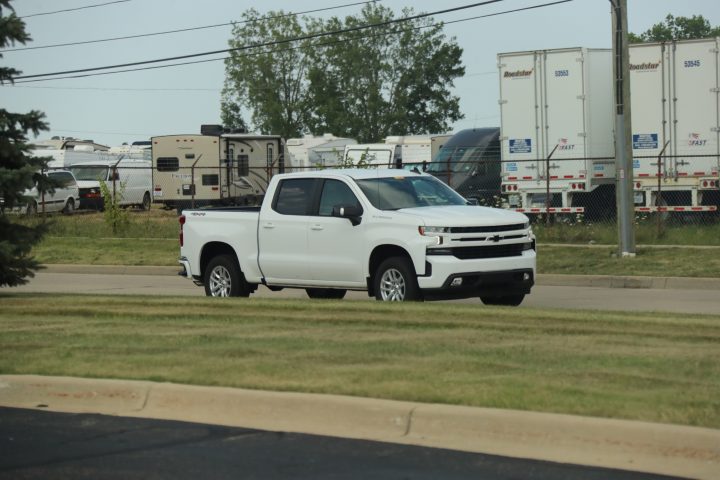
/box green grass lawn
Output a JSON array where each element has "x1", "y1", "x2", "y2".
[{"x1": 1, "y1": 293, "x2": 719, "y2": 428}]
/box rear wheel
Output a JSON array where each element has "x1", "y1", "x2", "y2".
[
  {"x1": 204, "y1": 254, "x2": 251, "y2": 297},
  {"x1": 305, "y1": 288, "x2": 347, "y2": 299},
  {"x1": 140, "y1": 192, "x2": 151, "y2": 211},
  {"x1": 480, "y1": 294, "x2": 525, "y2": 306},
  {"x1": 374, "y1": 256, "x2": 421, "y2": 301},
  {"x1": 26, "y1": 201, "x2": 38, "y2": 216},
  {"x1": 62, "y1": 198, "x2": 75, "y2": 215}
]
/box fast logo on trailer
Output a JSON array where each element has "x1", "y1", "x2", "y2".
[
  {"x1": 557, "y1": 138, "x2": 575, "y2": 151},
  {"x1": 688, "y1": 133, "x2": 707, "y2": 147}
]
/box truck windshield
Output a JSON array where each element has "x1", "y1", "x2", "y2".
[
  {"x1": 355, "y1": 175, "x2": 467, "y2": 210},
  {"x1": 69, "y1": 165, "x2": 109, "y2": 181}
]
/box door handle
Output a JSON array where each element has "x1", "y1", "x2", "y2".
[
  {"x1": 310, "y1": 225, "x2": 324, "y2": 231},
  {"x1": 263, "y1": 223, "x2": 275, "y2": 229}
]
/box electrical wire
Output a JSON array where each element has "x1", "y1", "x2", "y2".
[
  {"x1": 20, "y1": 0, "x2": 131, "y2": 19},
  {"x1": 13, "y1": 1, "x2": 507, "y2": 80},
  {"x1": 8, "y1": 0, "x2": 572, "y2": 84},
  {"x1": 5, "y1": 1, "x2": 378, "y2": 52}
]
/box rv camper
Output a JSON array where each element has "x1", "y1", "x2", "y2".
[
  {"x1": 286, "y1": 134, "x2": 356, "y2": 169},
  {"x1": 151, "y1": 126, "x2": 285, "y2": 211}
]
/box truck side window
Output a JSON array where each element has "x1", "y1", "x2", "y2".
[
  {"x1": 318, "y1": 180, "x2": 361, "y2": 216},
  {"x1": 273, "y1": 178, "x2": 316, "y2": 215}
]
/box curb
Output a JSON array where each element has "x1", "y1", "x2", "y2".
[
  {"x1": 1, "y1": 375, "x2": 718, "y2": 480},
  {"x1": 40, "y1": 264, "x2": 720, "y2": 291}
]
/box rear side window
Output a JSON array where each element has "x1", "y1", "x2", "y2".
[
  {"x1": 49, "y1": 171, "x2": 76, "y2": 187},
  {"x1": 273, "y1": 178, "x2": 316, "y2": 215},
  {"x1": 157, "y1": 157, "x2": 179, "y2": 172}
]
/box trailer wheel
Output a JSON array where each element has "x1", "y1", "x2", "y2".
[
  {"x1": 480, "y1": 294, "x2": 525, "y2": 306},
  {"x1": 305, "y1": 288, "x2": 347, "y2": 299},
  {"x1": 204, "y1": 254, "x2": 251, "y2": 298},
  {"x1": 373, "y1": 256, "x2": 422, "y2": 302}
]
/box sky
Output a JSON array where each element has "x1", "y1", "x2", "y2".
[{"x1": 2, "y1": 0, "x2": 719, "y2": 147}]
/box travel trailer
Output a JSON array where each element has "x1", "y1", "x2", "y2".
[
  {"x1": 286, "y1": 134, "x2": 356, "y2": 170},
  {"x1": 151, "y1": 126, "x2": 285, "y2": 211}
]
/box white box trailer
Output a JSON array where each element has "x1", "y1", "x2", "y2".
[
  {"x1": 630, "y1": 37, "x2": 720, "y2": 213},
  {"x1": 498, "y1": 47, "x2": 615, "y2": 215},
  {"x1": 151, "y1": 128, "x2": 285, "y2": 211},
  {"x1": 342, "y1": 135, "x2": 438, "y2": 170}
]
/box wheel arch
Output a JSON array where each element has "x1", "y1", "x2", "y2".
[
  {"x1": 200, "y1": 242, "x2": 240, "y2": 280},
  {"x1": 367, "y1": 244, "x2": 413, "y2": 296}
]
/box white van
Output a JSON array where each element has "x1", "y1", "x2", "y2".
[
  {"x1": 15, "y1": 170, "x2": 80, "y2": 215},
  {"x1": 68, "y1": 158, "x2": 152, "y2": 210}
]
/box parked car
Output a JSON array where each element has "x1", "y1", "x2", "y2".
[{"x1": 21, "y1": 170, "x2": 80, "y2": 215}]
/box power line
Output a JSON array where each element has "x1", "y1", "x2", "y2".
[
  {"x1": 20, "y1": 0, "x2": 131, "y2": 19},
  {"x1": 13, "y1": 1, "x2": 507, "y2": 80},
  {"x1": 8, "y1": 0, "x2": 573, "y2": 84},
  {"x1": 5, "y1": 1, "x2": 378, "y2": 52}
]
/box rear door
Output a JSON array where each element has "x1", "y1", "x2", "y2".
[{"x1": 257, "y1": 178, "x2": 316, "y2": 282}]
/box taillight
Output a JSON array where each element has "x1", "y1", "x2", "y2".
[{"x1": 179, "y1": 214, "x2": 186, "y2": 247}]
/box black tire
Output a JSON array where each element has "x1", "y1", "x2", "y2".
[
  {"x1": 203, "y1": 254, "x2": 251, "y2": 297},
  {"x1": 62, "y1": 198, "x2": 75, "y2": 215},
  {"x1": 373, "y1": 256, "x2": 421, "y2": 301},
  {"x1": 305, "y1": 288, "x2": 347, "y2": 300},
  {"x1": 140, "y1": 192, "x2": 151, "y2": 211},
  {"x1": 480, "y1": 294, "x2": 525, "y2": 306},
  {"x1": 26, "y1": 201, "x2": 38, "y2": 216}
]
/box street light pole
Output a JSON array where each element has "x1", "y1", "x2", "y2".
[{"x1": 609, "y1": 0, "x2": 636, "y2": 257}]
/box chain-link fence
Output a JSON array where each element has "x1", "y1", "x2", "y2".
[{"x1": 5, "y1": 154, "x2": 719, "y2": 246}]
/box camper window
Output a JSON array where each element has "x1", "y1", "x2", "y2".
[
  {"x1": 202, "y1": 174, "x2": 219, "y2": 186},
  {"x1": 157, "y1": 157, "x2": 179, "y2": 172},
  {"x1": 237, "y1": 154, "x2": 249, "y2": 177}
]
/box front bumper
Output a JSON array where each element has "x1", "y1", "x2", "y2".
[{"x1": 417, "y1": 250, "x2": 536, "y2": 298}]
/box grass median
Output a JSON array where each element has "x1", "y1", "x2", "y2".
[{"x1": 1, "y1": 293, "x2": 718, "y2": 428}]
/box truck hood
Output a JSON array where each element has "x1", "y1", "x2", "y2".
[{"x1": 397, "y1": 205, "x2": 528, "y2": 227}]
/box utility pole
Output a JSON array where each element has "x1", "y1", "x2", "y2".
[{"x1": 609, "y1": 0, "x2": 636, "y2": 257}]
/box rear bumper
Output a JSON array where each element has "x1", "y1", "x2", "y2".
[{"x1": 178, "y1": 257, "x2": 192, "y2": 279}]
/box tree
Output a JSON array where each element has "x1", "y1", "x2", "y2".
[
  {"x1": 219, "y1": 88, "x2": 249, "y2": 133},
  {"x1": 0, "y1": 0, "x2": 51, "y2": 287},
  {"x1": 629, "y1": 14, "x2": 720, "y2": 43},
  {"x1": 224, "y1": 9, "x2": 314, "y2": 139},
  {"x1": 306, "y1": 4, "x2": 464, "y2": 142},
  {"x1": 222, "y1": 5, "x2": 464, "y2": 142}
]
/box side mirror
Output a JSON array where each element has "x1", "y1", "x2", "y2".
[
  {"x1": 332, "y1": 204, "x2": 363, "y2": 226},
  {"x1": 465, "y1": 198, "x2": 479, "y2": 206}
]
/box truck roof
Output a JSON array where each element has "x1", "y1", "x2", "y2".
[{"x1": 280, "y1": 168, "x2": 425, "y2": 181}]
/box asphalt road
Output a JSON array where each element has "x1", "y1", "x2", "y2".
[
  {"x1": 9, "y1": 271, "x2": 720, "y2": 314},
  {"x1": 0, "y1": 407, "x2": 683, "y2": 480}
]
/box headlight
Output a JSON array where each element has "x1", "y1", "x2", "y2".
[{"x1": 419, "y1": 226, "x2": 450, "y2": 236}]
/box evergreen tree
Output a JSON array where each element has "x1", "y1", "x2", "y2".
[{"x1": 0, "y1": 0, "x2": 51, "y2": 287}]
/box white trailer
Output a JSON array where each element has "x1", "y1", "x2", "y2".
[
  {"x1": 151, "y1": 127, "x2": 285, "y2": 211},
  {"x1": 342, "y1": 135, "x2": 439, "y2": 170},
  {"x1": 286, "y1": 134, "x2": 356, "y2": 170},
  {"x1": 630, "y1": 37, "x2": 720, "y2": 213},
  {"x1": 498, "y1": 47, "x2": 615, "y2": 215}
]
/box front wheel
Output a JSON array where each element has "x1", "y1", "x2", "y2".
[
  {"x1": 374, "y1": 256, "x2": 422, "y2": 302},
  {"x1": 480, "y1": 294, "x2": 525, "y2": 306},
  {"x1": 204, "y1": 254, "x2": 251, "y2": 297},
  {"x1": 305, "y1": 288, "x2": 347, "y2": 300}
]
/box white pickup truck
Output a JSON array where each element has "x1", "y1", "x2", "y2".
[{"x1": 179, "y1": 169, "x2": 536, "y2": 304}]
